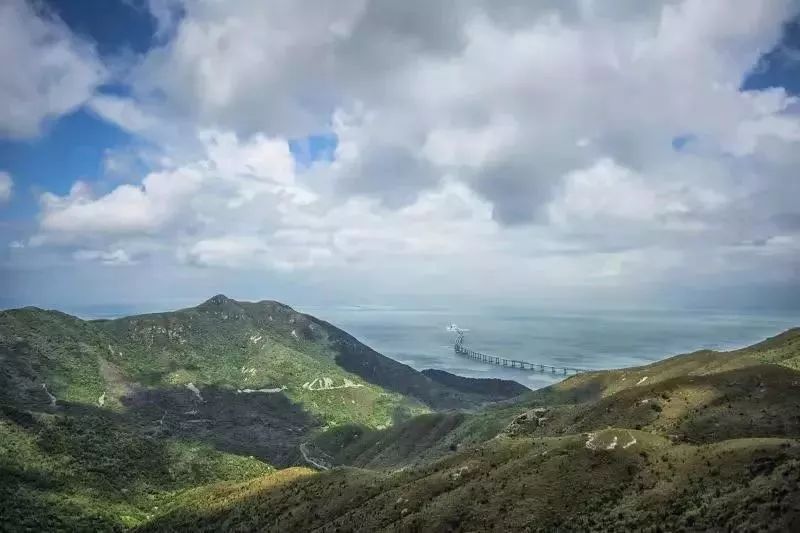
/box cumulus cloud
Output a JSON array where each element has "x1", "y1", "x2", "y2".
[
  {"x1": 73, "y1": 249, "x2": 136, "y2": 266},
  {"x1": 117, "y1": 1, "x2": 796, "y2": 219},
  {"x1": 0, "y1": 0, "x2": 105, "y2": 138},
  {"x1": 146, "y1": 0, "x2": 183, "y2": 40},
  {"x1": 0, "y1": 172, "x2": 12, "y2": 203},
  {"x1": 20, "y1": 0, "x2": 800, "y2": 301},
  {"x1": 89, "y1": 95, "x2": 160, "y2": 135},
  {"x1": 36, "y1": 131, "x2": 299, "y2": 242},
  {"x1": 33, "y1": 130, "x2": 328, "y2": 275},
  {"x1": 38, "y1": 171, "x2": 201, "y2": 238}
]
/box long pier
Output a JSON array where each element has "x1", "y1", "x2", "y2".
[{"x1": 454, "y1": 336, "x2": 586, "y2": 376}]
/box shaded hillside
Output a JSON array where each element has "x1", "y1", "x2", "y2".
[
  {"x1": 141, "y1": 327, "x2": 800, "y2": 531},
  {"x1": 310, "y1": 406, "x2": 525, "y2": 470},
  {"x1": 421, "y1": 369, "x2": 529, "y2": 401},
  {"x1": 0, "y1": 307, "x2": 112, "y2": 408},
  {"x1": 142, "y1": 434, "x2": 800, "y2": 532},
  {"x1": 0, "y1": 403, "x2": 273, "y2": 531}
]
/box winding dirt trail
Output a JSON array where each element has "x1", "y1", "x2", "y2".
[{"x1": 299, "y1": 442, "x2": 329, "y2": 471}]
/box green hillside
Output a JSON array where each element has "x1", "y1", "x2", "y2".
[
  {"x1": 0, "y1": 296, "x2": 523, "y2": 531},
  {"x1": 1, "y1": 295, "x2": 514, "y2": 438},
  {"x1": 93, "y1": 295, "x2": 431, "y2": 429},
  {"x1": 142, "y1": 328, "x2": 800, "y2": 531},
  {"x1": 141, "y1": 434, "x2": 800, "y2": 532},
  {"x1": 3, "y1": 299, "x2": 798, "y2": 531},
  {"x1": 0, "y1": 406, "x2": 273, "y2": 531}
]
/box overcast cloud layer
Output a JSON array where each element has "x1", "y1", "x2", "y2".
[{"x1": 2, "y1": 0, "x2": 800, "y2": 308}]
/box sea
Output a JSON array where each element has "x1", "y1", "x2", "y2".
[
  {"x1": 70, "y1": 301, "x2": 800, "y2": 391},
  {"x1": 298, "y1": 304, "x2": 800, "y2": 390}
]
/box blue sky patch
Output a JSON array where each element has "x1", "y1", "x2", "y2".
[
  {"x1": 43, "y1": 0, "x2": 163, "y2": 56},
  {"x1": 742, "y1": 14, "x2": 800, "y2": 94},
  {"x1": 671, "y1": 134, "x2": 696, "y2": 152},
  {"x1": 0, "y1": 108, "x2": 136, "y2": 219},
  {"x1": 290, "y1": 133, "x2": 339, "y2": 167}
]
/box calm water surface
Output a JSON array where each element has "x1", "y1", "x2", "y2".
[{"x1": 299, "y1": 304, "x2": 800, "y2": 390}]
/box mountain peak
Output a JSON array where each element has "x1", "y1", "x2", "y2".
[{"x1": 202, "y1": 294, "x2": 235, "y2": 306}]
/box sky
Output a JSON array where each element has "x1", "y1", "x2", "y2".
[{"x1": 0, "y1": 0, "x2": 799, "y2": 312}]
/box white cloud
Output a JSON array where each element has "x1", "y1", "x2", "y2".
[
  {"x1": 89, "y1": 95, "x2": 160, "y2": 135},
  {"x1": 0, "y1": 172, "x2": 12, "y2": 203},
  {"x1": 36, "y1": 130, "x2": 300, "y2": 241},
  {"x1": 73, "y1": 249, "x2": 136, "y2": 266},
  {"x1": 181, "y1": 235, "x2": 334, "y2": 271},
  {"x1": 146, "y1": 0, "x2": 183, "y2": 40},
  {"x1": 422, "y1": 114, "x2": 520, "y2": 169},
  {"x1": 119, "y1": 0, "x2": 790, "y2": 225},
  {"x1": 38, "y1": 170, "x2": 202, "y2": 238},
  {"x1": 551, "y1": 159, "x2": 664, "y2": 223},
  {"x1": 548, "y1": 158, "x2": 729, "y2": 228},
  {"x1": 0, "y1": 0, "x2": 105, "y2": 138},
  {"x1": 181, "y1": 236, "x2": 271, "y2": 268},
  {"x1": 20, "y1": 0, "x2": 800, "y2": 303}
]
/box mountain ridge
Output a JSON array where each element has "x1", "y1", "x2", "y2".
[{"x1": 2, "y1": 299, "x2": 798, "y2": 531}]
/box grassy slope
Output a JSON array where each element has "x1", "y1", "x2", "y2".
[
  {"x1": 1, "y1": 295, "x2": 521, "y2": 430},
  {"x1": 95, "y1": 295, "x2": 429, "y2": 428},
  {"x1": 142, "y1": 433, "x2": 800, "y2": 532},
  {"x1": 528, "y1": 327, "x2": 800, "y2": 404},
  {"x1": 0, "y1": 303, "x2": 421, "y2": 469},
  {"x1": 0, "y1": 406, "x2": 273, "y2": 532},
  {"x1": 143, "y1": 327, "x2": 800, "y2": 531},
  {"x1": 509, "y1": 363, "x2": 800, "y2": 444},
  {"x1": 0, "y1": 298, "x2": 422, "y2": 531},
  {"x1": 0, "y1": 307, "x2": 111, "y2": 407},
  {"x1": 4, "y1": 300, "x2": 797, "y2": 531},
  {"x1": 1, "y1": 296, "x2": 526, "y2": 531},
  {"x1": 0, "y1": 297, "x2": 442, "y2": 429},
  {"x1": 309, "y1": 407, "x2": 522, "y2": 470}
]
